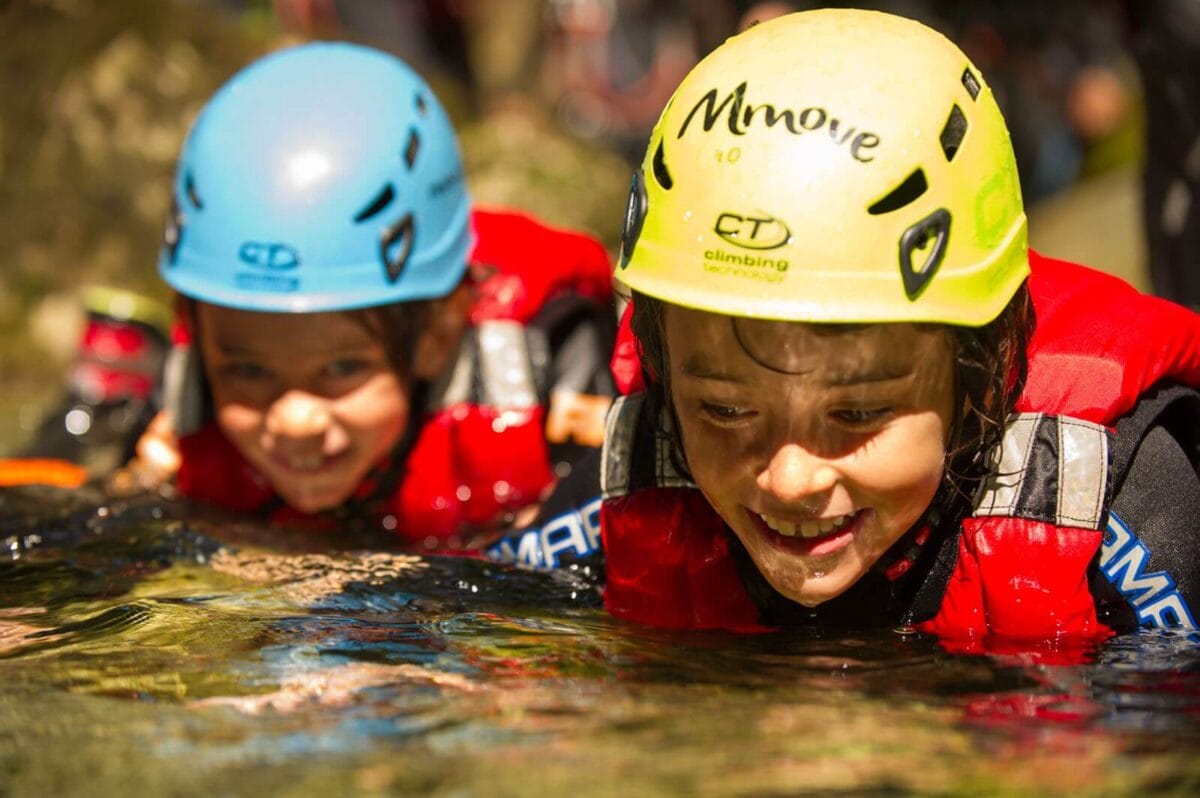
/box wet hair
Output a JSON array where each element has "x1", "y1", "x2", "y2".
[
  {"x1": 629, "y1": 284, "x2": 1036, "y2": 517},
  {"x1": 349, "y1": 300, "x2": 434, "y2": 380}
]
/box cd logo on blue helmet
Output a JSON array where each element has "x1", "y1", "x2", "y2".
[{"x1": 238, "y1": 241, "x2": 300, "y2": 271}]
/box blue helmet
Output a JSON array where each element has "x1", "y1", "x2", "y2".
[{"x1": 159, "y1": 42, "x2": 473, "y2": 312}]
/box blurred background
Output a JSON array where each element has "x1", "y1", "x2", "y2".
[{"x1": 2, "y1": 0, "x2": 1192, "y2": 461}]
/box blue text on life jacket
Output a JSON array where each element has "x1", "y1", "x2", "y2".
[
  {"x1": 485, "y1": 497, "x2": 603, "y2": 568},
  {"x1": 1100, "y1": 512, "x2": 1198, "y2": 629}
]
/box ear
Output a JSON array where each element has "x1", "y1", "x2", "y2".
[{"x1": 410, "y1": 282, "x2": 473, "y2": 381}]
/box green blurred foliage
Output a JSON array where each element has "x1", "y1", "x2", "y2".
[
  {"x1": 0, "y1": 0, "x2": 630, "y2": 453},
  {"x1": 0, "y1": 0, "x2": 281, "y2": 376}
]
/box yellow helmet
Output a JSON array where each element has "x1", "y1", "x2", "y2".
[{"x1": 617, "y1": 9, "x2": 1028, "y2": 325}]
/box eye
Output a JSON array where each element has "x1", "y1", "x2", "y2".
[
  {"x1": 220, "y1": 361, "x2": 270, "y2": 381},
  {"x1": 830, "y1": 407, "x2": 892, "y2": 426},
  {"x1": 326, "y1": 358, "x2": 369, "y2": 378},
  {"x1": 700, "y1": 400, "x2": 754, "y2": 423}
]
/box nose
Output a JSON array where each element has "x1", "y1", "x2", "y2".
[
  {"x1": 264, "y1": 390, "x2": 332, "y2": 443},
  {"x1": 757, "y1": 442, "x2": 838, "y2": 505}
]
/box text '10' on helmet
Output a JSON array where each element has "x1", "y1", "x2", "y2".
[
  {"x1": 159, "y1": 42, "x2": 473, "y2": 313},
  {"x1": 617, "y1": 8, "x2": 1029, "y2": 327}
]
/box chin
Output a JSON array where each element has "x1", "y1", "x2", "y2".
[
  {"x1": 767, "y1": 577, "x2": 829, "y2": 608},
  {"x1": 277, "y1": 482, "x2": 354, "y2": 515},
  {"x1": 290, "y1": 499, "x2": 339, "y2": 515},
  {"x1": 759, "y1": 558, "x2": 863, "y2": 608}
]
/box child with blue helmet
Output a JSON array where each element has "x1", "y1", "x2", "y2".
[{"x1": 133, "y1": 42, "x2": 616, "y2": 545}]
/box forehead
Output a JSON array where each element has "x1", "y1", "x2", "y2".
[
  {"x1": 195, "y1": 303, "x2": 381, "y2": 354},
  {"x1": 663, "y1": 304, "x2": 949, "y2": 380}
]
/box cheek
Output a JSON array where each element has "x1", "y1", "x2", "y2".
[
  {"x1": 675, "y1": 414, "x2": 744, "y2": 505},
  {"x1": 335, "y1": 374, "x2": 411, "y2": 436},
  {"x1": 856, "y1": 414, "x2": 948, "y2": 504},
  {"x1": 215, "y1": 402, "x2": 263, "y2": 439},
  {"x1": 205, "y1": 369, "x2": 279, "y2": 440}
]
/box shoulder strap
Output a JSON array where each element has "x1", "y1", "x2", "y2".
[
  {"x1": 600, "y1": 393, "x2": 694, "y2": 499},
  {"x1": 426, "y1": 321, "x2": 541, "y2": 412},
  {"x1": 1109, "y1": 381, "x2": 1200, "y2": 493},
  {"x1": 973, "y1": 412, "x2": 1113, "y2": 529},
  {"x1": 907, "y1": 411, "x2": 1113, "y2": 629}
]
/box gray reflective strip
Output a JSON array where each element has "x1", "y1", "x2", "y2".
[
  {"x1": 599, "y1": 392, "x2": 694, "y2": 498},
  {"x1": 601, "y1": 394, "x2": 642, "y2": 498},
  {"x1": 162, "y1": 344, "x2": 205, "y2": 436},
  {"x1": 427, "y1": 336, "x2": 476, "y2": 410},
  {"x1": 1056, "y1": 418, "x2": 1109, "y2": 528},
  {"x1": 477, "y1": 320, "x2": 537, "y2": 408},
  {"x1": 974, "y1": 413, "x2": 1042, "y2": 516},
  {"x1": 973, "y1": 412, "x2": 1110, "y2": 529}
]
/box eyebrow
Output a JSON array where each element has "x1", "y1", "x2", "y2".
[{"x1": 679, "y1": 359, "x2": 755, "y2": 382}]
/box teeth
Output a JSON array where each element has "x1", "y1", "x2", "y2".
[
  {"x1": 759, "y1": 512, "x2": 850, "y2": 538},
  {"x1": 286, "y1": 455, "x2": 323, "y2": 471},
  {"x1": 818, "y1": 515, "x2": 846, "y2": 534}
]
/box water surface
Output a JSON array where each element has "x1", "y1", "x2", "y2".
[{"x1": 2, "y1": 485, "x2": 1198, "y2": 796}]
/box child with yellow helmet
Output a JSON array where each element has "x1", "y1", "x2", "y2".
[{"x1": 489, "y1": 9, "x2": 1200, "y2": 653}]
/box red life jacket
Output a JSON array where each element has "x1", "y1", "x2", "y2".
[
  {"x1": 175, "y1": 207, "x2": 613, "y2": 540},
  {"x1": 601, "y1": 252, "x2": 1200, "y2": 645}
]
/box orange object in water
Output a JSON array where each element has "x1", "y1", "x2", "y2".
[{"x1": 0, "y1": 458, "x2": 89, "y2": 488}]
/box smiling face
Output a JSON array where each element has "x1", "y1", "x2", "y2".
[
  {"x1": 195, "y1": 304, "x2": 413, "y2": 514},
  {"x1": 663, "y1": 305, "x2": 956, "y2": 607}
]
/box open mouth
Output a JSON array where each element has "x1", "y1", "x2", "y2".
[
  {"x1": 271, "y1": 451, "x2": 344, "y2": 474},
  {"x1": 747, "y1": 508, "x2": 866, "y2": 556},
  {"x1": 757, "y1": 511, "x2": 851, "y2": 538}
]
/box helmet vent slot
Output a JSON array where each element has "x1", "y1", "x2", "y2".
[
  {"x1": 415, "y1": 93, "x2": 428, "y2": 114},
  {"x1": 184, "y1": 173, "x2": 203, "y2": 210},
  {"x1": 899, "y1": 208, "x2": 951, "y2": 300},
  {"x1": 652, "y1": 140, "x2": 674, "y2": 190},
  {"x1": 354, "y1": 184, "x2": 396, "y2": 223},
  {"x1": 939, "y1": 105, "x2": 968, "y2": 162},
  {"x1": 961, "y1": 67, "x2": 981, "y2": 100},
  {"x1": 381, "y1": 213, "x2": 415, "y2": 282},
  {"x1": 404, "y1": 127, "x2": 421, "y2": 169},
  {"x1": 164, "y1": 194, "x2": 184, "y2": 265},
  {"x1": 868, "y1": 168, "x2": 928, "y2": 215}
]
